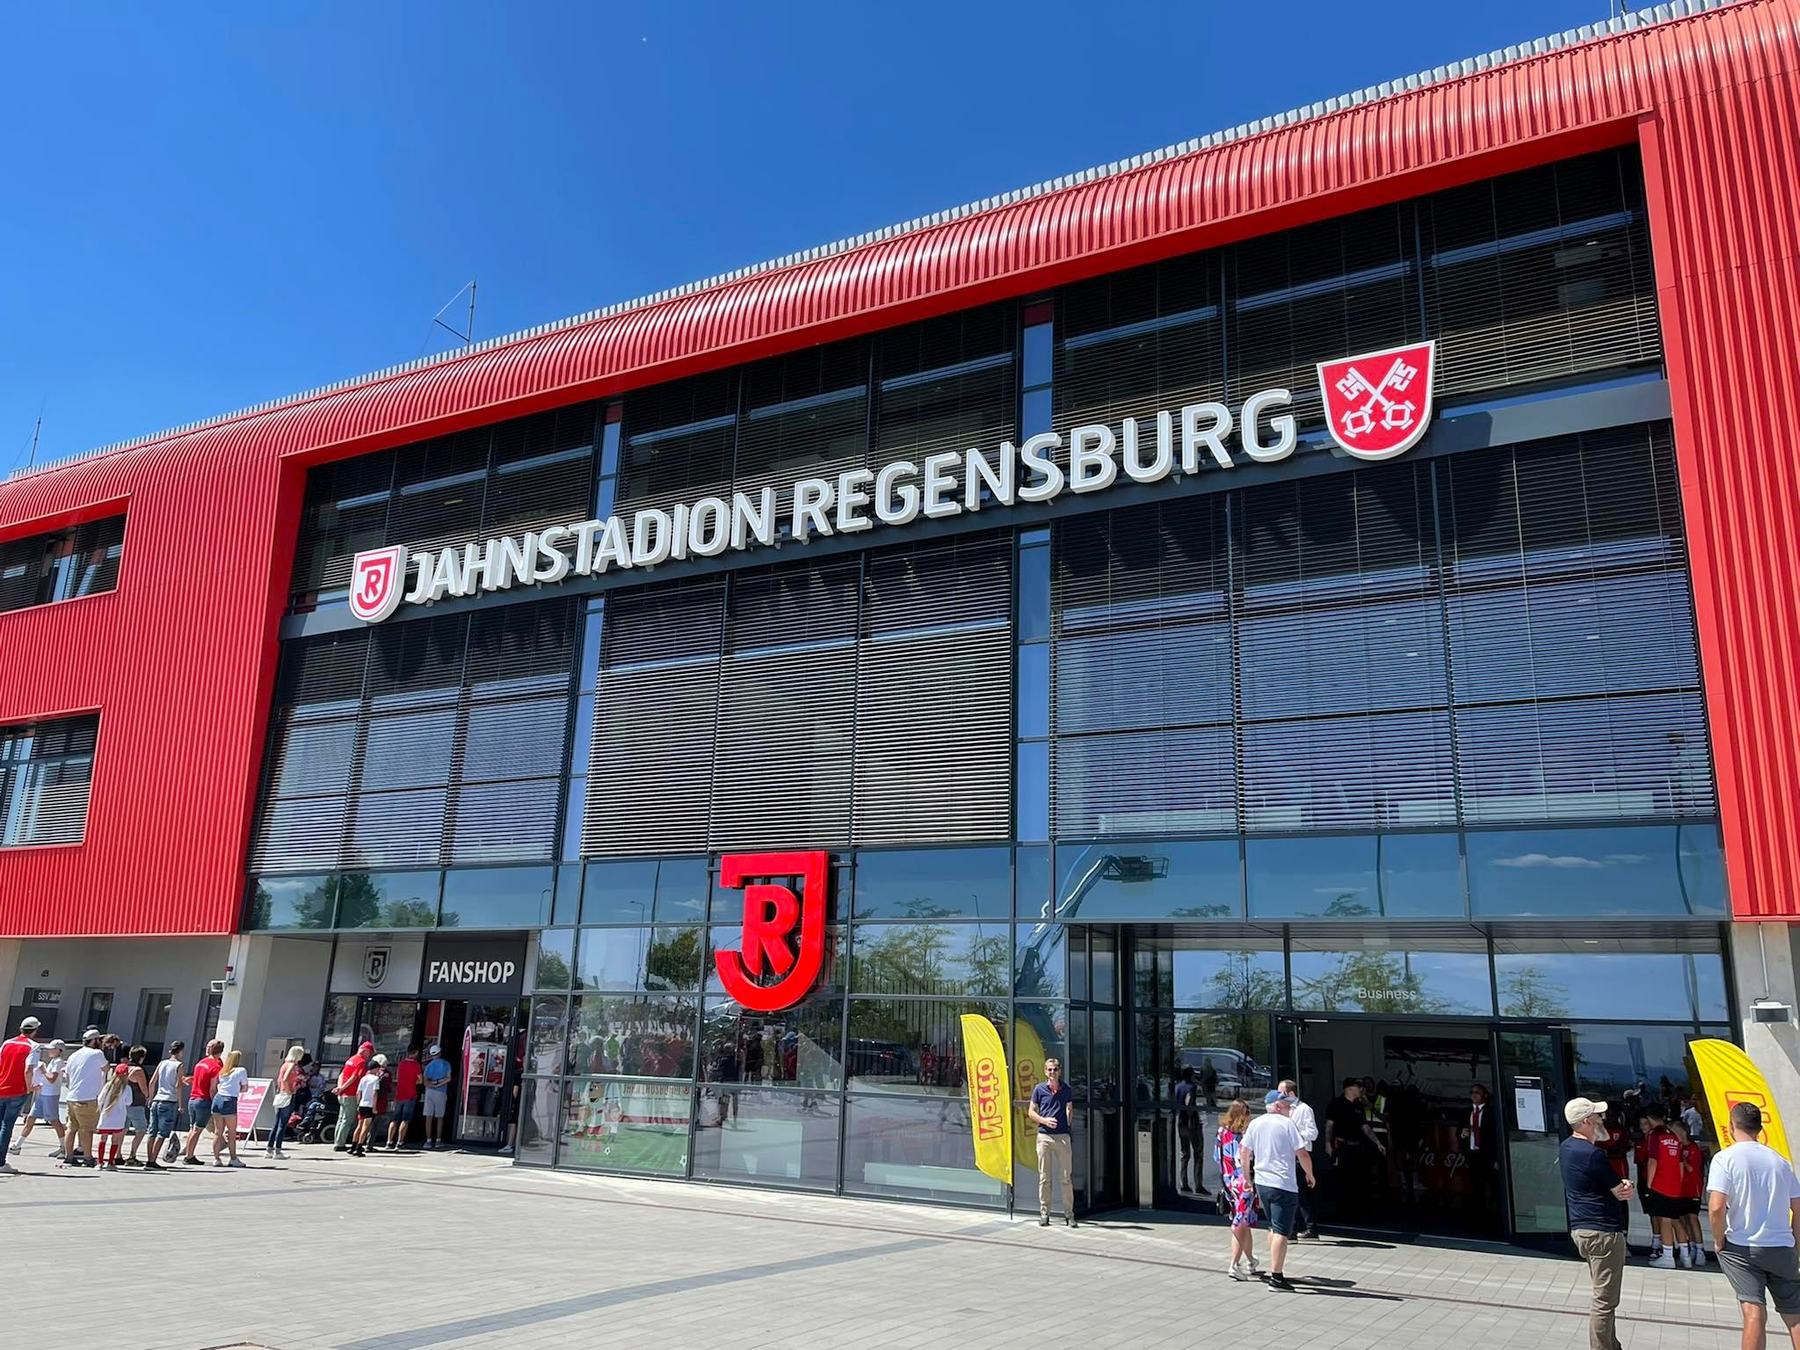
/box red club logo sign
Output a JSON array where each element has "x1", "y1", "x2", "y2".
[
  {"x1": 349, "y1": 545, "x2": 408, "y2": 623},
  {"x1": 1316, "y1": 340, "x2": 1437, "y2": 461},
  {"x1": 713, "y1": 851, "x2": 829, "y2": 1013}
]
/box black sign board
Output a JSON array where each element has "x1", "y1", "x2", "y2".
[{"x1": 420, "y1": 932, "x2": 527, "y2": 1000}]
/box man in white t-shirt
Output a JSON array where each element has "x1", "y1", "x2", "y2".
[
  {"x1": 1240, "y1": 1089, "x2": 1317, "y2": 1292},
  {"x1": 1708, "y1": 1101, "x2": 1800, "y2": 1348},
  {"x1": 1279, "y1": 1078, "x2": 1320, "y2": 1239}
]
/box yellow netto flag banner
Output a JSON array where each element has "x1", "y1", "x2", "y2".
[
  {"x1": 1689, "y1": 1038, "x2": 1791, "y2": 1161},
  {"x1": 960, "y1": 1013, "x2": 1012, "y2": 1184},
  {"x1": 1012, "y1": 1015, "x2": 1047, "y2": 1172}
]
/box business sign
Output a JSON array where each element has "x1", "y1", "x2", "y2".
[
  {"x1": 237, "y1": 1077, "x2": 273, "y2": 1134},
  {"x1": 712, "y1": 851, "x2": 829, "y2": 1013},
  {"x1": 347, "y1": 345, "x2": 1437, "y2": 623},
  {"x1": 421, "y1": 932, "x2": 528, "y2": 1000},
  {"x1": 960, "y1": 1013, "x2": 1013, "y2": 1184}
]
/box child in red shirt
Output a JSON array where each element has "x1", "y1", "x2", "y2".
[
  {"x1": 1642, "y1": 1105, "x2": 1685, "y2": 1267},
  {"x1": 1673, "y1": 1119, "x2": 1708, "y2": 1266}
]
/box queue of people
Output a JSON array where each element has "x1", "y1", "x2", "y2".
[{"x1": 0, "y1": 1016, "x2": 459, "y2": 1174}]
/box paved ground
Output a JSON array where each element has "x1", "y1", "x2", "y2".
[{"x1": 0, "y1": 1133, "x2": 1749, "y2": 1350}]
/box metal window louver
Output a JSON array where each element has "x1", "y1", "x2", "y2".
[
  {"x1": 0, "y1": 714, "x2": 99, "y2": 847},
  {"x1": 0, "y1": 514, "x2": 127, "y2": 615}
]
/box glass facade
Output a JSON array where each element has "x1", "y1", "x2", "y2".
[{"x1": 249, "y1": 147, "x2": 1740, "y2": 1231}]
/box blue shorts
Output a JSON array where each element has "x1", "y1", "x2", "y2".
[
  {"x1": 32, "y1": 1094, "x2": 59, "y2": 1120},
  {"x1": 149, "y1": 1101, "x2": 177, "y2": 1135},
  {"x1": 1257, "y1": 1185, "x2": 1300, "y2": 1238},
  {"x1": 188, "y1": 1098, "x2": 212, "y2": 1129},
  {"x1": 125, "y1": 1105, "x2": 149, "y2": 1132},
  {"x1": 393, "y1": 1099, "x2": 417, "y2": 1122}
]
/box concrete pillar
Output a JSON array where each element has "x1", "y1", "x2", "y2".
[
  {"x1": 215, "y1": 934, "x2": 275, "y2": 1066},
  {"x1": 1728, "y1": 922, "x2": 1800, "y2": 1114},
  {"x1": 0, "y1": 940, "x2": 22, "y2": 1028}
]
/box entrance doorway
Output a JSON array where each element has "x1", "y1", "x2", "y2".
[{"x1": 1276, "y1": 1017, "x2": 1504, "y2": 1239}]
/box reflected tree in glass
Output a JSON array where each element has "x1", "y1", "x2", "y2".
[
  {"x1": 645, "y1": 929, "x2": 703, "y2": 991},
  {"x1": 1293, "y1": 952, "x2": 1452, "y2": 1015},
  {"x1": 1498, "y1": 963, "x2": 1572, "y2": 1019},
  {"x1": 1203, "y1": 953, "x2": 1287, "y2": 1010}
]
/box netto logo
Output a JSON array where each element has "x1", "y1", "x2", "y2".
[
  {"x1": 712, "y1": 851, "x2": 829, "y2": 1013},
  {"x1": 971, "y1": 1054, "x2": 1007, "y2": 1142},
  {"x1": 1316, "y1": 340, "x2": 1437, "y2": 461}
]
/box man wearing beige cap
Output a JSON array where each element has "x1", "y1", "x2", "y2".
[{"x1": 1561, "y1": 1096, "x2": 1635, "y2": 1350}]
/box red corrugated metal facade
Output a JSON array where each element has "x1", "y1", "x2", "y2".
[{"x1": 2, "y1": 0, "x2": 1797, "y2": 936}]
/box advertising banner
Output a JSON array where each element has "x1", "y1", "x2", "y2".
[
  {"x1": 237, "y1": 1078, "x2": 272, "y2": 1134},
  {"x1": 1012, "y1": 1015, "x2": 1048, "y2": 1173},
  {"x1": 960, "y1": 1013, "x2": 1012, "y2": 1184},
  {"x1": 1689, "y1": 1038, "x2": 1791, "y2": 1159}
]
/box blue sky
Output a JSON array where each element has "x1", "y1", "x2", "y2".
[{"x1": 1, "y1": 1, "x2": 1619, "y2": 471}]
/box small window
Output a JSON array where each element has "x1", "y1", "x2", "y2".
[
  {"x1": 0, "y1": 713, "x2": 99, "y2": 847},
  {"x1": 0, "y1": 514, "x2": 126, "y2": 614}
]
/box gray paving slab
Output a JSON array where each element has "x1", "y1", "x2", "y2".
[{"x1": 0, "y1": 1135, "x2": 1746, "y2": 1349}]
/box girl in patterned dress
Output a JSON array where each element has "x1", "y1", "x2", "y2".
[{"x1": 1215, "y1": 1099, "x2": 1261, "y2": 1279}]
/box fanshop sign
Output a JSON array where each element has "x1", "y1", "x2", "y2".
[
  {"x1": 349, "y1": 342, "x2": 1436, "y2": 624},
  {"x1": 420, "y1": 932, "x2": 528, "y2": 1000}
]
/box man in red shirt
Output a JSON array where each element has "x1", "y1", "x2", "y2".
[
  {"x1": 1643, "y1": 1103, "x2": 1686, "y2": 1267},
  {"x1": 0, "y1": 1016, "x2": 42, "y2": 1173},
  {"x1": 385, "y1": 1045, "x2": 423, "y2": 1152},
  {"x1": 181, "y1": 1039, "x2": 225, "y2": 1167},
  {"x1": 334, "y1": 1041, "x2": 373, "y2": 1152}
]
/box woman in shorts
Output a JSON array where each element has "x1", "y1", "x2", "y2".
[
  {"x1": 122, "y1": 1046, "x2": 152, "y2": 1165},
  {"x1": 210, "y1": 1049, "x2": 248, "y2": 1168}
]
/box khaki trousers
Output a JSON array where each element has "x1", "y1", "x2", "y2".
[
  {"x1": 1036, "y1": 1133, "x2": 1073, "y2": 1218},
  {"x1": 1571, "y1": 1229, "x2": 1626, "y2": 1350}
]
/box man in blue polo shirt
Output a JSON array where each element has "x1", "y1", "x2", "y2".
[
  {"x1": 1027, "y1": 1058, "x2": 1076, "y2": 1229},
  {"x1": 1561, "y1": 1096, "x2": 1635, "y2": 1350}
]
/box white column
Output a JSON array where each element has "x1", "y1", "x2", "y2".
[
  {"x1": 0, "y1": 940, "x2": 23, "y2": 1028},
  {"x1": 215, "y1": 934, "x2": 275, "y2": 1065},
  {"x1": 1728, "y1": 922, "x2": 1800, "y2": 1113}
]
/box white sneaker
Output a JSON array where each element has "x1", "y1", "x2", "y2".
[
  {"x1": 1228, "y1": 1260, "x2": 1245, "y2": 1281},
  {"x1": 1650, "y1": 1252, "x2": 1676, "y2": 1269},
  {"x1": 1674, "y1": 1247, "x2": 1689, "y2": 1268}
]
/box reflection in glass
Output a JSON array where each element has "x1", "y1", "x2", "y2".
[
  {"x1": 692, "y1": 1087, "x2": 840, "y2": 1188},
  {"x1": 1015, "y1": 845, "x2": 1052, "y2": 921},
  {"x1": 1012, "y1": 1001, "x2": 1069, "y2": 1106},
  {"x1": 439, "y1": 865, "x2": 553, "y2": 929},
  {"x1": 1018, "y1": 543, "x2": 1051, "y2": 642},
  {"x1": 846, "y1": 999, "x2": 1007, "y2": 1096},
  {"x1": 580, "y1": 860, "x2": 658, "y2": 923},
  {"x1": 1290, "y1": 949, "x2": 1493, "y2": 1016},
  {"x1": 517, "y1": 1078, "x2": 561, "y2": 1165},
  {"x1": 526, "y1": 997, "x2": 570, "y2": 1075},
  {"x1": 1017, "y1": 643, "x2": 1050, "y2": 739},
  {"x1": 706, "y1": 926, "x2": 843, "y2": 994},
  {"x1": 1014, "y1": 922, "x2": 1064, "y2": 998},
  {"x1": 245, "y1": 874, "x2": 335, "y2": 930},
  {"x1": 531, "y1": 929, "x2": 575, "y2": 991},
  {"x1": 654, "y1": 857, "x2": 710, "y2": 923},
  {"x1": 1056, "y1": 840, "x2": 1241, "y2": 919},
  {"x1": 1494, "y1": 949, "x2": 1727, "y2": 1022},
  {"x1": 844, "y1": 1093, "x2": 1004, "y2": 1206},
  {"x1": 1564, "y1": 1023, "x2": 1701, "y2": 1105},
  {"x1": 852, "y1": 922, "x2": 1010, "y2": 997},
  {"x1": 1132, "y1": 940, "x2": 1286, "y2": 1010},
  {"x1": 701, "y1": 993, "x2": 844, "y2": 1090},
  {"x1": 576, "y1": 926, "x2": 704, "y2": 992},
  {"x1": 1090, "y1": 929, "x2": 1119, "y2": 1006},
  {"x1": 852, "y1": 848, "x2": 1011, "y2": 920},
  {"x1": 1466, "y1": 824, "x2": 1726, "y2": 917},
  {"x1": 1378, "y1": 832, "x2": 1465, "y2": 917},
  {"x1": 319, "y1": 994, "x2": 358, "y2": 1070},
  {"x1": 332, "y1": 871, "x2": 441, "y2": 928},
  {"x1": 1247, "y1": 836, "x2": 1378, "y2": 917},
  {"x1": 551, "y1": 863, "x2": 582, "y2": 925},
  {"x1": 568, "y1": 995, "x2": 697, "y2": 1078},
  {"x1": 1016, "y1": 742, "x2": 1049, "y2": 844},
  {"x1": 558, "y1": 1077, "x2": 692, "y2": 1176}
]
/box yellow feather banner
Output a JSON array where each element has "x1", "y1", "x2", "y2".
[
  {"x1": 1688, "y1": 1037, "x2": 1791, "y2": 1160},
  {"x1": 960, "y1": 1013, "x2": 1013, "y2": 1184}
]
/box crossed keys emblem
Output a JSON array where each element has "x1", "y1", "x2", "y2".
[
  {"x1": 1316, "y1": 340, "x2": 1437, "y2": 462},
  {"x1": 1334, "y1": 354, "x2": 1421, "y2": 440}
]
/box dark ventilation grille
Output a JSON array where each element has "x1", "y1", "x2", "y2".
[
  {"x1": 855, "y1": 536, "x2": 1013, "y2": 843},
  {"x1": 1424, "y1": 151, "x2": 1660, "y2": 397},
  {"x1": 0, "y1": 514, "x2": 128, "y2": 615},
  {"x1": 0, "y1": 713, "x2": 100, "y2": 847},
  {"x1": 251, "y1": 598, "x2": 576, "y2": 872},
  {"x1": 735, "y1": 343, "x2": 869, "y2": 507},
  {"x1": 1056, "y1": 252, "x2": 1222, "y2": 444},
  {"x1": 617, "y1": 371, "x2": 738, "y2": 514},
  {"x1": 581, "y1": 537, "x2": 1014, "y2": 856},
  {"x1": 1050, "y1": 422, "x2": 1710, "y2": 838},
  {"x1": 288, "y1": 403, "x2": 598, "y2": 610},
  {"x1": 582, "y1": 579, "x2": 726, "y2": 857},
  {"x1": 875, "y1": 306, "x2": 1016, "y2": 473}
]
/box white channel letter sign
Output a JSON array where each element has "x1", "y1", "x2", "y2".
[{"x1": 346, "y1": 342, "x2": 1438, "y2": 623}]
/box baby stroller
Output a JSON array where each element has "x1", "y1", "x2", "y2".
[{"x1": 292, "y1": 1095, "x2": 333, "y2": 1145}]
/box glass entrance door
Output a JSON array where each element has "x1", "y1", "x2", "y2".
[{"x1": 1497, "y1": 1027, "x2": 1575, "y2": 1240}]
